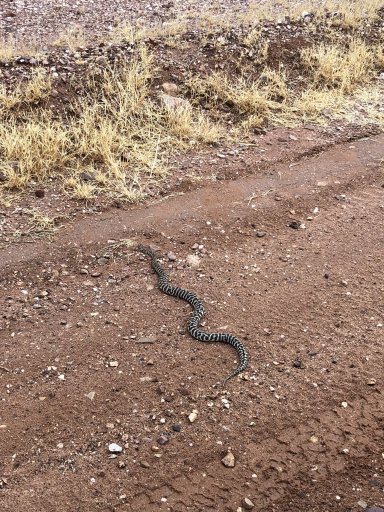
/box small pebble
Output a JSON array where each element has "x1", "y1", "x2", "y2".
[
  {"x1": 289, "y1": 220, "x2": 302, "y2": 229},
  {"x1": 357, "y1": 500, "x2": 368, "y2": 509},
  {"x1": 188, "y1": 410, "x2": 198, "y2": 423},
  {"x1": 167, "y1": 252, "x2": 177, "y2": 261},
  {"x1": 108, "y1": 443, "x2": 123, "y2": 454},
  {"x1": 221, "y1": 450, "x2": 235, "y2": 468},
  {"x1": 242, "y1": 497, "x2": 255, "y2": 510},
  {"x1": 367, "y1": 378, "x2": 376, "y2": 386},
  {"x1": 172, "y1": 424, "x2": 181, "y2": 432},
  {"x1": 157, "y1": 435, "x2": 169, "y2": 446}
]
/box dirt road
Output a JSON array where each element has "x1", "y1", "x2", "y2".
[{"x1": 0, "y1": 133, "x2": 383, "y2": 511}]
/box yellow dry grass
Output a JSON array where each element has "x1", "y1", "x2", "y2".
[
  {"x1": 0, "y1": 47, "x2": 221, "y2": 201},
  {"x1": 300, "y1": 39, "x2": 377, "y2": 93},
  {"x1": 52, "y1": 27, "x2": 87, "y2": 51},
  {"x1": 0, "y1": 3, "x2": 383, "y2": 203},
  {"x1": 0, "y1": 68, "x2": 51, "y2": 112},
  {"x1": 187, "y1": 67, "x2": 288, "y2": 129},
  {"x1": 0, "y1": 36, "x2": 45, "y2": 62},
  {"x1": 242, "y1": 0, "x2": 384, "y2": 26}
]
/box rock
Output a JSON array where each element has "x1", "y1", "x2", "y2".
[
  {"x1": 136, "y1": 336, "x2": 157, "y2": 344},
  {"x1": 367, "y1": 378, "x2": 376, "y2": 386},
  {"x1": 167, "y1": 251, "x2": 177, "y2": 261},
  {"x1": 79, "y1": 171, "x2": 95, "y2": 182},
  {"x1": 35, "y1": 189, "x2": 45, "y2": 198},
  {"x1": 186, "y1": 254, "x2": 201, "y2": 268},
  {"x1": 140, "y1": 376, "x2": 157, "y2": 382},
  {"x1": 221, "y1": 450, "x2": 235, "y2": 468},
  {"x1": 118, "y1": 461, "x2": 126, "y2": 469},
  {"x1": 140, "y1": 460, "x2": 150, "y2": 468},
  {"x1": 256, "y1": 231, "x2": 266, "y2": 238},
  {"x1": 357, "y1": 501, "x2": 368, "y2": 509},
  {"x1": 162, "y1": 82, "x2": 178, "y2": 96},
  {"x1": 172, "y1": 424, "x2": 181, "y2": 432},
  {"x1": 160, "y1": 93, "x2": 190, "y2": 111},
  {"x1": 157, "y1": 435, "x2": 169, "y2": 446},
  {"x1": 188, "y1": 410, "x2": 198, "y2": 423},
  {"x1": 289, "y1": 220, "x2": 302, "y2": 229},
  {"x1": 108, "y1": 443, "x2": 123, "y2": 453},
  {"x1": 242, "y1": 497, "x2": 255, "y2": 510},
  {"x1": 366, "y1": 508, "x2": 384, "y2": 512},
  {"x1": 85, "y1": 391, "x2": 95, "y2": 400},
  {"x1": 109, "y1": 361, "x2": 119, "y2": 367}
]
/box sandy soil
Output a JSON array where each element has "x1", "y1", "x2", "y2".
[{"x1": 0, "y1": 131, "x2": 383, "y2": 511}]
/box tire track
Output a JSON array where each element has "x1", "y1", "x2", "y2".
[{"x1": 128, "y1": 388, "x2": 383, "y2": 511}]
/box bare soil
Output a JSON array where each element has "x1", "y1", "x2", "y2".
[{"x1": 1, "y1": 131, "x2": 383, "y2": 511}]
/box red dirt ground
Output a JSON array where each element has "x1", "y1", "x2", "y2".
[{"x1": 0, "y1": 131, "x2": 383, "y2": 511}]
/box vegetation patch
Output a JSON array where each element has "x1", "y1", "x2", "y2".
[{"x1": 0, "y1": 1, "x2": 383, "y2": 204}]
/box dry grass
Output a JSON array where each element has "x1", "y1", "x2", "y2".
[
  {"x1": 0, "y1": 68, "x2": 51, "y2": 112},
  {"x1": 0, "y1": 47, "x2": 221, "y2": 201},
  {"x1": 187, "y1": 67, "x2": 287, "y2": 122},
  {"x1": 52, "y1": 26, "x2": 87, "y2": 51},
  {"x1": 1, "y1": 3, "x2": 384, "y2": 204},
  {"x1": 300, "y1": 39, "x2": 378, "y2": 93},
  {"x1": 0, "y1": 36, "x2": 45, "y2": 62},
  {"x1": 319, "y1": 0, "x2": 384, "y2": 28},
  {"x1": 109, "y1": 22, "x2": 147, "y2": 45},
  {"x1": 0, "y1": 116, "x2": 69, "y2": 189},
  {"x1": 242, "y1": 0, "x2": 384, "y2": 26}
]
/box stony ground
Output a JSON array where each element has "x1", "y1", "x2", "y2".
[
  {"x1": 1, "y1": 0, "x2": 308, "y2": 46},
  {"x1": 0, "y1": 129, "x2": 383, "y2": 511}
]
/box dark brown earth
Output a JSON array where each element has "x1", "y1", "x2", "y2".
[{"x1": 0, "y1": 131, "x2": 383, "y2": 511}]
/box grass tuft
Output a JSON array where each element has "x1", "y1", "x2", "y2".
[{"x1": 300, "y1": 39, "x2": 377, "y2": 93}]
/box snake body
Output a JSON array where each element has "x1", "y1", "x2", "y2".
[{"x1": 139, "y1": 245, "x2": 248, "y2": 384}]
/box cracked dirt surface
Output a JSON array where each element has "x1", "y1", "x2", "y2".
[{"x1": 0, "y1": 133, "x2": 383, "y2": 511}]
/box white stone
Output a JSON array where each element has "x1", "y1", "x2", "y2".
[
  {"x1": 108, "y1": 443, "x2": 123, "y2": 453},
  {"x1": 188, "y1": 410, "x2": 198, "y2": 423}
]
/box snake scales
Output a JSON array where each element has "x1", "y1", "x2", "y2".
[{"x1": 139, "y1": 245, "x2": 248, "y2": 384}]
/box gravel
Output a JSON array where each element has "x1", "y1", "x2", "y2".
[{"x1": 0, "y1": 0, "x2": 265, "y2": 48}]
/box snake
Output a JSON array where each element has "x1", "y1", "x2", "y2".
[{"x1": 138, "y1": 244, "x2": 248, "y2": 384}]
